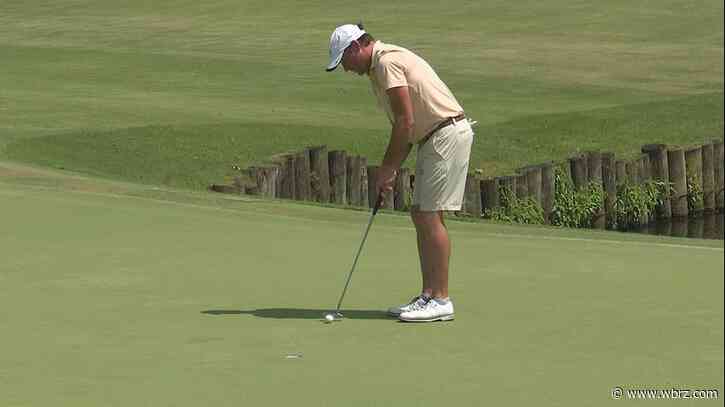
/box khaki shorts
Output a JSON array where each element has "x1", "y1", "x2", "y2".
[{"x1": 413, "y1": 118, "x2": 474, "y2": 212}]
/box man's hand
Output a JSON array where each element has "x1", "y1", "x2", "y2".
[{"x1": 376, "y1": 165, "x2": 397, "y2": 200}]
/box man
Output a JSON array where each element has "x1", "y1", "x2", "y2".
[{"x1": 326, "y1": 24, "x2": 474, "y2": 322}]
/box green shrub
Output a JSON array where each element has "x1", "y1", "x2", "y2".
[
  {"x1": 613, "y1": 180, "x2": 669, "y2": 229},
  {"x1": 550, "y1": 166, "x2": 605, "y2": 228},
  {"x1": 687, "y1": 175, "x2": 704, "y2": 214},
  {"x1": 484, "y1": 185, "x2": 545, "y2": 224}
]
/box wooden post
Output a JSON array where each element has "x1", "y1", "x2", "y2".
[
  {"x1": 569, "y1": 155, "x2": 588, "y2": 190},
  {"x1": 642, "y1": 144, "x2": 672, "y2": 218},
  {"x1": 667, "y1": 148, "x2": 688, "y2": 218},
  {"x1": 638, "y1": 153, "x2": 651, "y2": 182},
  {"x1": 615, "y1": 160, "x2": 627, "y2": 185},
  {"x1": 308, "y1": 146, "x2": 330, "y2": 203},
  {"x1": 525, "y1": 166, "x2": 543, "y2": 207},
  {"x1": 671, "y1": 217, "x2": 688, "y2": 238},
  {"x1": 463, "y1": 172, "x2": 482, "y2": 217},
  {"x1": 328, "y1": 150, "x2": 347, "y2": 205},
  {"x1": 586, "y1": 152, "x2": 605, "y2": 229},
  {"x1": 702, "y1": 143, "x2": 716, "y2": 211},
  {"x1": 359, "y1": 157, "x2": 369, "y2": 208},
  {"x1": 586, "y1": 152, "x2": 603, "y2": 183},
  {"x1": 252, "y1": 166, "x2": 279, "y2": 198},
  {"x1": 346, "y1": 156, "x2": 362, "y2": 206},
  {"x1": 714, "y1": 140, "x2": 724, "y2": 211},
  {"x1": 561, "y1": 159, "x2": 572, "y2": 184},
  {"x1": 277, "y1": 154, "x2": 296, "y2": 199},
  {"x1": 293, "y1": 150, "x2": 311, "y2": 201},
  {"x1": 540, "y1": 163, "x2": 554, "y2": 224},
  {"x1": 685, "y1": 146, "x2": 704, "y2": 213},
  {"x1": 625, "y1": 160, "x2": 639, "y2": 185},
  {"x1": 367, "y1": 165, "x2": 377, "y2": 208},
  {"x1": 241, "y1": 167, "x2": 260, "y2": 195},
  {"x1": 687, "y1": 217, "x2": 704, "y2": 239},
  {"x1": 601, "y1": 153, "x2": 617, "y2": 229},
  {"x1": 394, "y1": 167, "x2": 412, "y2": 211},
  {"x1": 515, "y1": 173, "x2": 529, "y2": 200},
  {"x1": 481, "y1": 178, "x2": 499, "y2": 216}
]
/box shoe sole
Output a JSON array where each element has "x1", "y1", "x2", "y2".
[{"x1": 398, "y1": 314, "x2": 454, "y2": 322}]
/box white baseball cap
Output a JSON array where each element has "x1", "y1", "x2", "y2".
[{"x1": 325, "y1": 24, "x2": 366, "y2": 72}]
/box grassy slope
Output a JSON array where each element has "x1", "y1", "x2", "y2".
[
  {"x1": 0, "y1": 166, "x2": 722, "y2": 406},
  {"x1": 0, "y1": 0, "x2": 723, "y2": 188}
]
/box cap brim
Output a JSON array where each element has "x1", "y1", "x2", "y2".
[{"x1": 325, "y1": 51, "x2": 343, "y2": 72}]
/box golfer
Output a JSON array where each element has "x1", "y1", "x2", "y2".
[{"x1": 326, "y1": 24, "x2": 474, "y2": 322}]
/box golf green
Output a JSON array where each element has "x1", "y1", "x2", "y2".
[{"x1": 1, "y1": 165, "x2": 722, "y2": 406}]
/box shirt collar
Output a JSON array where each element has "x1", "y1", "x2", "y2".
[{"x1": 367, "y1": 40, "x2": 382, "y2": 76}]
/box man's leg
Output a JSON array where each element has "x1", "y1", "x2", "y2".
[
  {"x1": 413, "y1": 206, "x2": 433, "y2": 297},
  {"x1": 412, "y1": 208, "x2": 451, "y2": 299}
]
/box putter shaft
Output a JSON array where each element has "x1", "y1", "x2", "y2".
[{"x1": 334, "y1": 198, "x2": 382, "y2": 313}]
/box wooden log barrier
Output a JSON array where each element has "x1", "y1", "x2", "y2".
[
  {"x1": 540, "y1": 163, "x2": 554, "y2": 224},
  {"x1": 394, "y1": 167, "x2": 412, "y2": 211},
  {"x1": 252, "y1": 166, "x2": 279, "y2": 198},
  {"x1": 236, "y1": 167, "x2": 258, "y2": 195},
  {"x1": 525, "y1": 166, "x2": 543, "y2": 206},
  {"x1": 293, "y1": 150, "x2": 311, "y2": 201},
  {"x1": 515, "y1": 173, "x2": 529, "y2": 200},
  {"x1": 346, "y1": 155, "x2": 363, "y2": 206},
  {"x1": 601, "y1": 153, "x2": 617, "y2": 228},
  {"x1": 276, "y1": 154, "x2": 296, "y2": 199},
  {"x1": 328, "y1": 150, "x2": 347, "y2": 205},
  {"x1": 561, "y1": 159, "x2": 572, "y2": 184},
  {"x1": 615, "y1": 160, "x2": 627, "y2": 185},
  {"x1": 462, "y1": 172, "x2": 482, "y2": 217},
  {"x1": 498, "y1": 175, "x2": 517, "y2": 203},
  {"x1": 569, "y1": 155, "x2": 588, "y2": 190},
  {"x1": 586, "y1": 152, "x2": 605, "y2": 229},
  {"x1": 308, "y1": 145, "x2": 330, "y2": 203},
  {"x1": 642, "y1": 144, "x2": 672, "y2": 218},
  {"x1": 638, "y1": 153, "x2": 651, "y2": 182},
  {"x1": 625, "y1": 160, "x2": 639, "y2": 185},
  {"x1": 714, "y1": 140, "x2": 724, "y2": 211},
  {"x1": 481, "y1": 177, "x2": 499, "y2": 215},
  {"x1": 667, "y1": 148, "x2": 688, "y2": 218},
  {"x1": 685, "y1": 146, "x2": 704, "y2": 213},
  {"x1": 702, "y1": 143, "x2": 716, "y2": 211},
  {"x1": 359, "y1": 157, "x2": 369, "y2": 208}
]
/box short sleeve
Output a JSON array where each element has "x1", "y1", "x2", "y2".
[{"x1": 376, "y1": 55, "x2": 408, "y2": 90}]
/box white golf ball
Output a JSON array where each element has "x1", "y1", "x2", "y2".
[{"x1": 324, "y1": 314, "x2": 335, "y2": 322}]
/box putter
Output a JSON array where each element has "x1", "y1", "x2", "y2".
[{"x1": 324, "y1": 194, "x2": 383, "y2": 322}]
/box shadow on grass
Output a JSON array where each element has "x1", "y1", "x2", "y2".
[{"x1": 202, "y1": 308, "x2": 390, "y2": 320}]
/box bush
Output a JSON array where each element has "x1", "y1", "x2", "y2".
[
  {"x1": 550, "y1": 166, "x2": 605, "y2": 228},
  {"x1": 687, "y1": 175, "x2": 704, "y2": 214},
  {"x1": 484, "y1": 185, "x2": 545, "y2": 224}
]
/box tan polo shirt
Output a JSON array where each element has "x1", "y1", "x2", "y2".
[{"x1": 367, "y1": 41, "x2": 464, "y2": 144}]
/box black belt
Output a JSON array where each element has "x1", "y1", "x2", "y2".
[{"x1": 418, "y1": 113, "x2": 466, "y2": 146}]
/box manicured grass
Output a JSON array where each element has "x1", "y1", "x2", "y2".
[
  {"x1": 0, "y1": 165, "x2": 722, "y2": 406},
  {"x1": 4, "y1": 93, "x2": 723, "y2": 189},
  {"x1": 1, "y1": 0, "x2": 722, "y2": 188}
]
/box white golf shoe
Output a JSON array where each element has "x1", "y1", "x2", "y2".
[
  {"x1": 387, "y1": 296, "x2": 429, "y2": 317},
  {"x1": 398, "y1": 298, "x2": 454, "y2": 322}
]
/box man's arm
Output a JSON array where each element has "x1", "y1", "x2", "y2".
[{"x1": 376, "y1": 86, "x2": 414, "y2": 196}]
